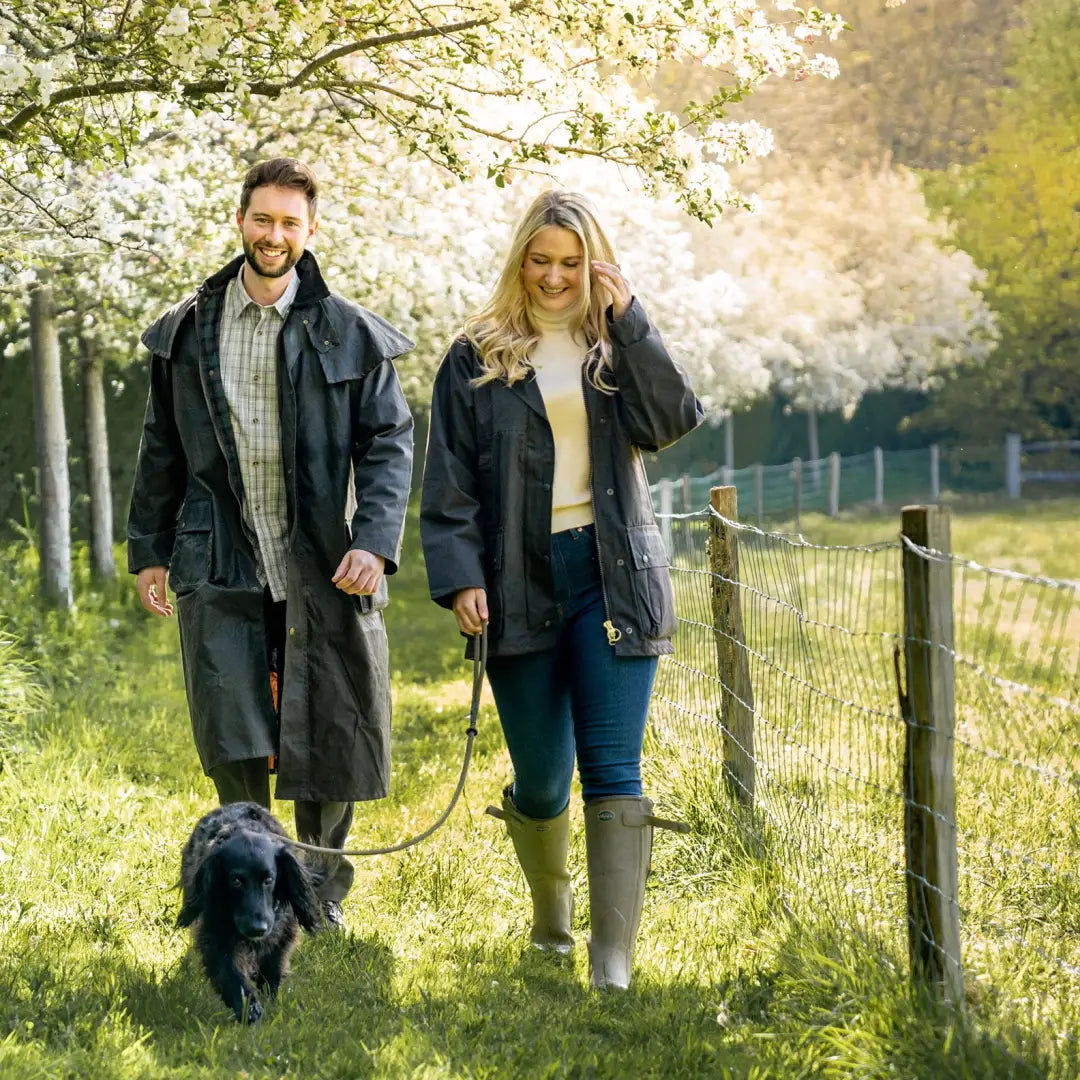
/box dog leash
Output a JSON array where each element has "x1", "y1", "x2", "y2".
[{"x1": 287, "y1": 624, "x2": 487, "y2": 858}]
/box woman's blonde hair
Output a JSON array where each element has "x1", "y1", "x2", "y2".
[{"x1": 464, "y1": 189, "x2": 618, "y2": 390}]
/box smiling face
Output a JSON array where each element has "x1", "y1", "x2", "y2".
[
  {"x1": 521, "y1": 225, "x2": 585, "y2": 315},
  {"x1": 235, "y1": 184, "x2": 317, "y2": 281}
]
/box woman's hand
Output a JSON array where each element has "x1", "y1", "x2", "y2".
[
  {"x1": 591, "y1": 260, "x2": 632, "y2": 319},
  {"x1": 452, "y1": 587, "x2": 489, "y2": 635}
]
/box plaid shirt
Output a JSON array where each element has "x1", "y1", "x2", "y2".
[{"x1": 217, "y1": 267, "x2": 300, "y2": 601}]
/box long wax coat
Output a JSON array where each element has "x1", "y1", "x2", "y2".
[{"x1": 127, "y1": 251, "x2": 414, "y2": 801}]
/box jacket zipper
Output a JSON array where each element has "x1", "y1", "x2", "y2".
[{"x1": 581, "y1": 372, "x2": 622, "y2": 647}]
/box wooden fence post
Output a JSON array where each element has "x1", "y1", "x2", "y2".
[
  {"x1": 1005, "y1": 434, "x2": 1022, "y2": 499},
  {"x1": 930, "y1": 444, "x2": 940, "y2": 503},
  {"x1": 659, "y1": 478, "x2": 673, "y2": 556},
  {"x1": 709, "y1": 486, "x2": 756, "y2": 808},
  {"x1": 874, "y1": 447, "x2": 885, "y2": 506},
  {"x1": 792, "y1": 457, "x2": 802, "y2": 527},
  {"x1": 827, "y1": 451, "x2": 841, "y2": 516},
  {"x1": 753, "y1": 463, "x2": 764, "y2": 526},
  {"x1": 900, "y1": 505, "x2": 964, "y2": 1008}
]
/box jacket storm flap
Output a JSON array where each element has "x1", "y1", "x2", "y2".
[
  {"x1": 127, "y1": 251, "x2": 414, "y2": 801},
  {"x1": 420, "y1": 298, "x2": 704, "y2": 658}
]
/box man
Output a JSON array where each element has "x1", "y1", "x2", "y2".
[{"x1": 127, "y1": 158, "x2": 414, "y2": 928}]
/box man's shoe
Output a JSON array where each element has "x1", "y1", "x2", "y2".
[{"x1": 321, "y1": 900, "x2": 345, "y2": 932}]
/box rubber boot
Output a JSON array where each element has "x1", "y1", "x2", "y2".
[
  {"x1": 487, "y1": 787, "x2": 574, "y2": 955},
  {"x1": 584, "y1": 796, "x2": 689, "y2": 990}
]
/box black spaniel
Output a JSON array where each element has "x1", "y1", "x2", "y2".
[{"x1": 177, "y1": 802, "x2": 322, "y2": 1023}]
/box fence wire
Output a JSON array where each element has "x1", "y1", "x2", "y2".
[
  {"x1": 907, "y1": 538, "x2": 1080, "y2": 1046},
  {"x1": 647, "y1": 504, "x2": 1080, "y2": 1072}
]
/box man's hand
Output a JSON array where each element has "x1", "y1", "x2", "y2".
[
  {"x1": 136, "y1": 566, "x2": 174, "y2": 616},
  {"x1": 333, "y1": 548, "x2": 385, "y2": 595},
  {"x1": 452, "y1": 587, "x2": 488, "y2": 635}
]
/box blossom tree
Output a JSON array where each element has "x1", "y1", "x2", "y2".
[
  {"x1": 679, "y1": 158, "x2": 997, "y2": 460},
  {"x1": 0, "y1": 0, "x2": 863, "y2": 230}
]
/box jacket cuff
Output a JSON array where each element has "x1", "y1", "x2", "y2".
[
  {"x1": 347, "y1": 535, "x2": 401, "y2": 577},
  {"x1": 606, "y1": 296, "x2": 649, "y2": 347},
  {"x1": 127, "y1": 530, "x2": 176, "y2": 574},
  {"x1": 430, "y1": 582, "x2": 485, "y2": 611}
]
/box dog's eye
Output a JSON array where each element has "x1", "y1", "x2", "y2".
[
  {"x1": 263, "y1": 873, "x2": 274, "y2": 886},
  {"x1": 229, "y1": 875, "x2": 244, "y2": 890}
]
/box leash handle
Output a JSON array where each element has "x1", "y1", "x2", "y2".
[{"x1": 289, "y1": 623, "x2": 487, "y2": 858}]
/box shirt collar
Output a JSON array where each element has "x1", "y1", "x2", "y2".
[{"x1": 231, "y1": 264, "x2": 300, "y2": 318}]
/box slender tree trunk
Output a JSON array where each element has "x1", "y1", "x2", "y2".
[
  {"x1": 29, "y1": 283, "x2": 73, "y2": 608},
  {"x1": 807, "y1": 406, "x2": 821, "y2": 489},
  {"x1": 79, "y1": 333, "x2": 116, "y2": 584}
]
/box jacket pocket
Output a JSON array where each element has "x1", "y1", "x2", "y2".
[
  {"x1": 169, "y1": 497, "x2": 213, "y2": 597},
  {"x1": 353, "y1": 575, "x2": 390, "y2": 615},
  {"x1": 626, "y1": 523, "x2": 676, "y2": 638}
]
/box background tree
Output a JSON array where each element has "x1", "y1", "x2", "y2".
[
  {"x1": 918, "y1": 0, "x2": 1080, "y2": 443},
  {"x1": 0, "y1": 0, "x2": 863, "y2": 229}
]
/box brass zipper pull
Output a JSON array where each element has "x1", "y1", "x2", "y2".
[{"x1": 603, "y1": 619, "x2": 623, "y2": 645}]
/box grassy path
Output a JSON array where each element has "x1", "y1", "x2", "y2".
[{"x1": 1, "y1": 501, "x2": 1074, "y2": 1078}]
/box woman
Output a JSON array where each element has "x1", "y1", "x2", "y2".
[{"x1": 420, "y1": 189, "x2": 704, "y2": 989}]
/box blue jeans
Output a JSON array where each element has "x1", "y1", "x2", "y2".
[{"x1": 485, "y1": 524, "x2": 659, "y2": 820}]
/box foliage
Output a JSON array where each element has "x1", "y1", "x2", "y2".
[
  {"x1": 1, "y1": 103, "x2": 990, "y2": 421},
  {"x1": 0, "y1": 0, "x2": 872, "y2": 228},
  {"x1": 919, "y1": 0, "x2": 1080, "y2": 442},
  {"x1": 686, "y1": 156, "x2": 997, "y2": 413}
]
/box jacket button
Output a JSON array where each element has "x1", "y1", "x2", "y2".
[
  {"x1": 324, "y1": 339, "x2": 331, "y2": 345},
  {"x1": 642, "y1": 554, "x2": 650, "y2": 563},
  {"x1": 626, "y1": 626, "x2": 634, "y2": 634},
  {"x1": 617, "y1": 558, "x2": 625, "y2": 566},
  {"x1": 288, "y1": 626, "x2": 296, "y2": 636},
  {"x1": 544, "y1": 619, "x2": 552, "y2": 627},
  {"x1": 606, "y1": 488, "x2": 614, "y2": 496}
]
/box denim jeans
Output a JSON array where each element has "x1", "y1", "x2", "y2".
[{"x1": 485, "y1": 524, "x2": 659, "y2": 820}]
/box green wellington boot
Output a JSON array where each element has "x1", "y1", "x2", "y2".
[
  {"x1": 487, "y1": 787, "x2": 574, "y2": 954},
  {"x1": 584, "y1": 796, "x2": 689, "y2": 990}
]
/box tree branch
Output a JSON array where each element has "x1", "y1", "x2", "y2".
[{"x1": 1, "y1": 7, "x2": 531, "y2": 142}]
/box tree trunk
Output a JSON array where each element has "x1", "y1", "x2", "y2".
[
  {"x1": 79, "y1": 333, "x2": 116, "y2": 584},
  {"x1": 807, "y1": 406, "x2": 821, "y2": 489},
  {"x1": 29, "y1": 283, "x2": 73, "y2": 608}
]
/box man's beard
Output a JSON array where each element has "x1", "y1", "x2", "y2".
[{"x1": 243, "y1": 238, "x2": 300, "y2": 279}]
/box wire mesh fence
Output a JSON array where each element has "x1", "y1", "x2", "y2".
[{"x1": 646, "y1": 493, "x2": 1080, "y2": 1073}]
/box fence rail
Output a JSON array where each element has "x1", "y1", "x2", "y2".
[
  {"x1": 651, "y1": 436, "x2": 1080, "y2": 524},
  {"x1": 648, "y1": 488, "x2": 1080, "y2": 1071}
]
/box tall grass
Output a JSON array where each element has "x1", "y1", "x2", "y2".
[{"x1": 0, "y1": 502, "x2": 1076, "y2": 1077}]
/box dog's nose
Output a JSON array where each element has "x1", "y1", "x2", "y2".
[{"x1": 244, "y1": 920, "x2": 271, "y2": 939}]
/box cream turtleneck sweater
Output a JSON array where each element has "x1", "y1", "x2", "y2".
[{"x1": 529, "y1": 304, "x2": 594, "y2": 533}]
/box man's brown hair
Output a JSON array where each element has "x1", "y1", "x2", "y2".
[{"x1": 239, "y1": 158, "x2": 319, "y2": 218}]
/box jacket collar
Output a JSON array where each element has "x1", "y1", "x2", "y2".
[{"x1": 200, "y1": 249, "x2": 330, "y2": 306}]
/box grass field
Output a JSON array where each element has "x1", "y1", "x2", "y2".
[{"x1": 1, "y1": 498, "x2": 1078, "y2": 1079}]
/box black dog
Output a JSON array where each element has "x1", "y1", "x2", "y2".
[{"x1": 177, "y1": 802, "x2": 322, "y2": 1023}]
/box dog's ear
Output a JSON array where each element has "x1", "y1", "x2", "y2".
[
  {"x1": 275, "y1": 845, "x2": 322, "y2": 932},
  {"x1": 176, "y1": 851, "x2": 218, "y2": 928}
]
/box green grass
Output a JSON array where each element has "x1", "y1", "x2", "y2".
[{"x1": 1, "y1": 502, "x2": 1079, "y2": 1077}]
